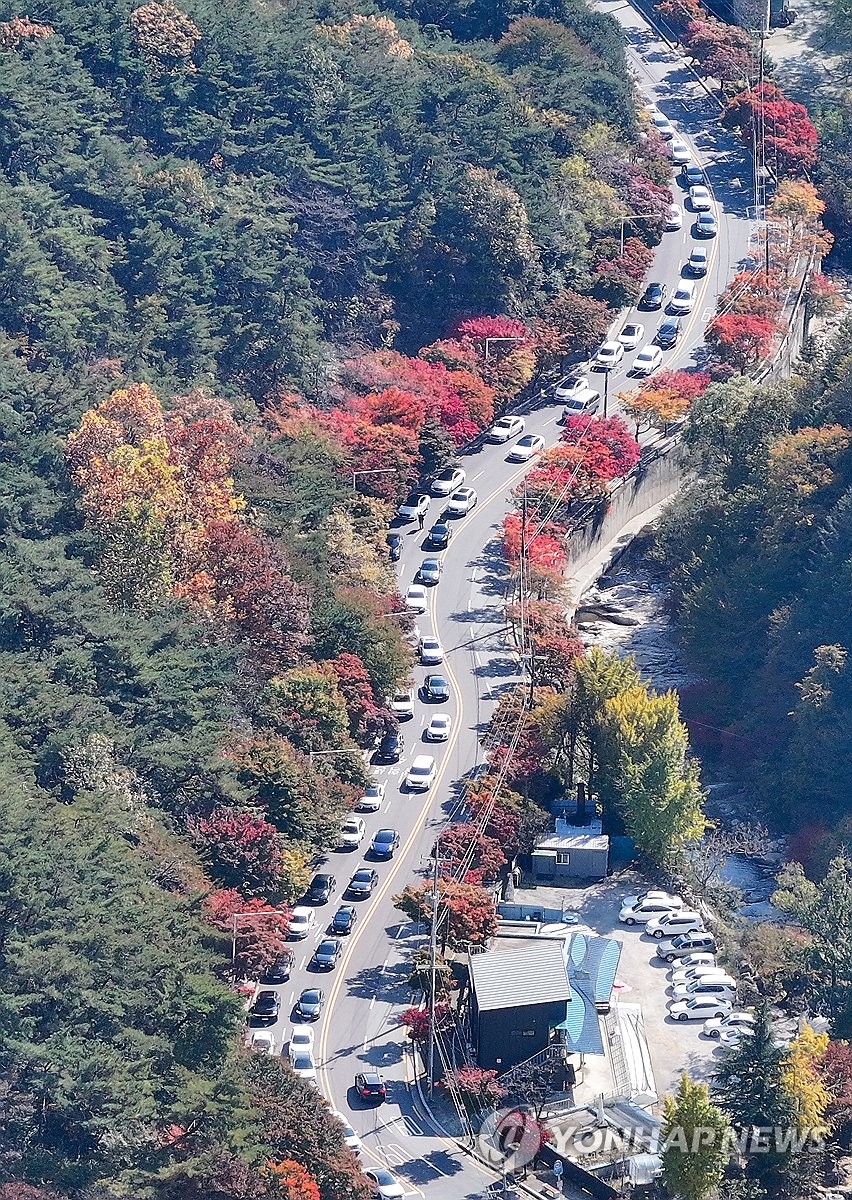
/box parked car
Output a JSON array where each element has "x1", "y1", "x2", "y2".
[
  {"x1": 405, "y1": 584, "x2": 428, "y2": 612},
  {"x1": 295, "y1": 988, "x2": 325, "y2": 1021},
  {"x1": 405, "y1": 754, "x2": 437, "y2": 790},
  {"x1": 364, "y1": 1170, "x2": 405, "y2": 1200},
  {"x1": 359, "y1": 781, "x2": 386, "y2": 811},
  {"x1": 651, "y1": 109, "x2": 674, "y2": 139},
  {"x1": 669, "y1": 996, "x2": 733, "y2": 1022},
  {"x1": 419, "y1": 636, "x2": 444, "y2": 665},
  {"x1": 428, "y1": 522, "x2": 451, "y2": 549},
  {"x1": 670, "y1": 963, "x2": 729, "y2": 987},
  {"x1": 288, "y1": 907, "x2": 317, "y2": 940},
  {"x1": 425, "y1": 713, "x2": 452, "y2": 741},
  {"x1": 671, "y1": 975, "x2": 737, "y2": 1003},
  {"x1": 347, "y1": 867, "x2": 380, "y2": 897},
  {"x1": 618, "y1": 322, "x2": 645, "y2": 350},
  {"x1": 704, "y1": 1011, "x2": 755, "y2": 1040},
  {"x1": 249, "y1": 1031, "x2": 276, "y2": 1053},
  {"x1": 683, "y1": 162, "x2": 706, "y2": 187},
  {"x1": 553, "y1": 374, "x2": 590, "y2": 400},
  {"x1": 288, "y1": 1026, "x2": 314, "y2": 1059},
  {"x1": 389, "y1": 689, "x2": 415, "y2": 720},
  {"x1": 640, "y1": 281, "x2": 668, "y2": 310},
  {"x1": 331, "y1": 904, "x2": 357, "y2": 935},
  {"x1": 646, "y1": 910, "x2": 704, "y2": 939},
  {"x1": 655, "y1": 317, "x2": 682, "y2": 349},
  {"x1": 686, "y1": 246, "x2": 709, "y2": 276},
  {"x1": 694, "y1": 212, "x2": 718, "y2": 238},
  {"x1": 561, "y1": 389, "x2": 600, "y2": 419},
  {"x1": 417, "y1": 557, "x2": 443, "y2": 585},
  {"x1": 619, "y1": 893, "x2": 682, "y2": 924},
  {"x1": 330, "y1": 1110, "x2": 363, "y2": 1154},
  {"x1": 260, "y1": 952, "x2": 294, "y2": 984},
  {"x1": 290, "y1": 1051, "x2": 317, "y2": 1083},
  {"x1": 370, "y1": 828, "x2": 400, "y2": 859},
  {"x1": 669, "y1": 280, "x2": 696, "y2": 314},
  {"x1": 249, "y1": 991, "x2": 280, "y2": 1022},
  {"x1": 312, "y1": 938, "x2": 342, "y2": 970},
  {"x1": 376, "y1": 729, "x2": 404, "y2": 762},
  {"x1": 487, "y1": 414, "x2": 525, "y2": 442},
  {"x1": 386, "y1": 532, "x2": 402, "y2": 562},
  {"x1": 431, "y1": 466, "x2": 465, "y2": 496},
  {"x1": 632, "y1": 345, "x2": 664, "y2": 376},
  {"x1": 446, "y1": 486, "x2": 478, "y2": 515},
  {"x1": 689, "y1": 185, "x2": 712, "y2": 211},
  {"x1": 595, "y1": 341, "x2": 625, "y2": 370},
  {"x1": 339, "y1": 815, "x2": 366, "y2": 849},
  {"x1": 670, "y1": 138, "x2": 691, "y2": 164},
  {"x1": 507, "y1": 433, "x2": 545, "y2": 462},
  {"x1": 422, "y1": 674, "x2": 450, "y2": 702},
  {"x1": 305, "y1": 873, "x2": 336, "y2": 904},
  {"x1": 355, "y1": 1071, "x2": 387, "y2": 1103},
  {"x1": 656, "y1": 930, "x2": 717, "y2": 962},
  {"x1": 666, "y1": 203, "x2": 683, "y2": 230},
  {"x1": 396, "y1": 491, "x2": 430, "y2": 521},
  {"x1": 667, "y1": 952, "x2": 717, "y2": 977}
]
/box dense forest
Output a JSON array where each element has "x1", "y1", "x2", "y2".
[
  {"x1": 658, "y1": 330, "x2": 852, "y2": 866},
  {"x1": 0, "y1": 0, "x2": 668, "y2": 1192}
]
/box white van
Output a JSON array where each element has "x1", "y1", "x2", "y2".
[
  {"x1": 672, "y1": 974, "x2": 737, "y2": 1002},
  {"x1": 405, "y1": 755, "x2": 436, "y2": 791},
  {"x1": 646, "y1": 909, "x2": 704, "y2": 939}
]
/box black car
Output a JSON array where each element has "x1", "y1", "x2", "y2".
[
  {"x1": 312, "y1": 938, "x2": 342, "y2": 970},
  {"x1": 295, "y1": 987, "x2": 325, "y2": 1021},
  {"x1": 331, "y1": 904, "x2": 358, "y2": 935},
  {"x1": 640, "y1": 281, "x2": 668, "y2": 310},
  {"x1": 376, "y1": 728, "x2": 404, "y2": 762},
  {"x1": 655, "y1": 317, "x2": 682, "y2": 349},
  {"x1": 386, "y1": 532, "x2": 403, "y2": 562},
  {"x1": 305, "y1": 873, "x2": 336, "y2": 904},
  {"x1": 348, "y1": 867, "x2": 380, "y2": 897},
  {"x1": 249, "y1": 990, "x2": 280, "y2": 1022},
  {"x1": 260, "y1": 952, "x2": 294, "y2": 984},
  {"x1": 355, "y1": 1071, "x2": 387, "y2": 1103},
  {"x1": 370, "y1": 828, "x2": 400, "y2": 859},
  {"x1": 422, "y1": 674, "x2": 450, "y2": 702},
  {"x1": 428, "y1": 523, "x2": 451, "y2": 549}
]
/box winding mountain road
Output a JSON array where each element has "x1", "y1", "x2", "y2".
[{"x1": 249, "y1": 7, "x2": 754, "y2": 1197}]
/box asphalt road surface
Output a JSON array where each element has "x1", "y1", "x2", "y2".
[{"x1": 245, "y1": 6, "x2": 755, "y2": 1197}]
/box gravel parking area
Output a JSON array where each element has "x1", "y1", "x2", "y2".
[{"x1": 516, "y1": 873, "x2": 724, "y2": 1103}]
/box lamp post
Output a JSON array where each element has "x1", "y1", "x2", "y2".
[
  {"x1": 352, "y1": 468, "x2": 396, "y2": 491},
  {"x1": 231, "y1": 908, "x2": 289, "y2": 967}
]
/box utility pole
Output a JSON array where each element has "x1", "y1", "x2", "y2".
[
  {"x1": 427, "y1": 834, "x2": 440, "y2": 1095},
  {"x1": 519, "y1": 482, "x2": 535, "y2": 706},
  {"x1": 602, "y1": 369, "x2": 610, "y2": 419}
]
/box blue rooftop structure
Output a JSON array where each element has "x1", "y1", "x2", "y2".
[{"x1": 553, "y1": 933, "x2": 622, "y2": 1055}]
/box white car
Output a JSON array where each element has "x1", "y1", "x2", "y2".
[
  {"x1": 288, "y1": 907, "x2": 317, "y2": 940},
  {"x1": 417, "y1": 557, "x2": 443, "y2": 585},
  {"x1": 396, "y1": 492, "x2": 430, "y2": 521},
  {"x1": 288, "y1": 1025, "x2": 315, "y2": 1058},
  {"x1": 595, "y1": 341, "x2": 625, "y2": 370},
  {"x1": 651, "y1": 109, "x2": 674, "y2": 139},
  {"x1": 632, "y1": 345, "x2": 663, "y2": 376},
  {"x1": 339, "y1": 815, "x2": 366, "y2": 849},
  {"x1": 669, "y1": 996, "x2": 733, "y2": 1022},
  {"x1": 291, "y1": 1051, "x2": 317, "y2": 1083},
  {"x1": 672, "y1": 975, "x2": 736, "y2": 1002},
  {"x1": 359, "y1": 782, "x2": 385, "y2": 812},
  {"x1": 670, "y1": 963, "x2": 727, "y2": 987},
  {"x1": 425, "y1": 713, "x2": 452, "y2": 741},
  {"x1": 687, "y1": 246, "x2": 709, "y2": 276},
  {"x1": 670, "y1": 139, "x2": 691, "y2": 164},
  {"x1": 330, "y1": 1110, "x2": 363, "y2": 1153},
  {"x1": 431, "y1": 466, "x2": 465, "y2": 495},
  {"x1": 446, "y1": 486, "x2": 478, "y2": 515},
  {"x1": 666, "y1": 203, "x2": 683, "y2": 230},
  {"x1": 405, "y1": 754, "x2": 436, "y2": 790},
  {"x1": 507, "y1": 434, "x2": 545, "y2": 462},
  {"x1": 668, "y1": 952, "x2": 717, "y2": 977},
  {"x1": 405, "y1": 584, "x2": 428, "y2": 612},
  {"x1": 646, "y1": 910, "x2": 704, "y2": 939},
  {"x1": 618, "y1": 322, "x2": 645, "y2": 350},
  {"x1": 419, "y1": 636, "x2": 444, "y2": 664},
  {"x1": 704, "y1": 1011, "x2": 755, "y2": 1040},
  {"x1": 389, "y1": 689, "x2": 415, "y2": 719},
  {"x1": 487, "y1": 414, "x2": 525, "y2": 442},
  {"x1": 619, "y1": 895, "x2": 682, "y2": 925},
  {"x1": 553, "y1": 374, "x2": 590, "y2": 400},
  {"x1": 689, "y1": 185, "x2": 712, "y2": 211},
  {"x1": 669, "y1": 281, "x2": 696, "y2": 314},
  {"x1": 365, "y1": 1170, "x2": 406, "y2": 1200},
  {"x1": 561, "y1": 389, "x2": 600, "y2": 418},
  {"x1": 249, "y1": 1031, "x2": 276, "y2": 1054},
  {"x1": 622, "y1": 889, "x2": 682, "y2": 911}
]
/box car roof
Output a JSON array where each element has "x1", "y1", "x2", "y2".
[
  {"x1": 411, "y1": 754, "x2": 435, "y2": 766},
  {"x1": 291, "y1": 906, "x2": 312, "y2": 917}
]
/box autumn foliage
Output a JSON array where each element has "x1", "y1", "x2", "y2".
[{"x1": 723, "y1": 81, "x2": 818, "y2": 176}]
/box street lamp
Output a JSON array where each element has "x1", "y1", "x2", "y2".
[
  {"x1": 231, "y1": 908, "x2": 289, "y2": 966},
  {"x1": 352, "y1": 468, "x2": 396, "y2": 491}
]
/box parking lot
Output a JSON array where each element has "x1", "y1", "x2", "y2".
[{"x1": 515, "y1": 872, "x2": 723, "y2": 1101}]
